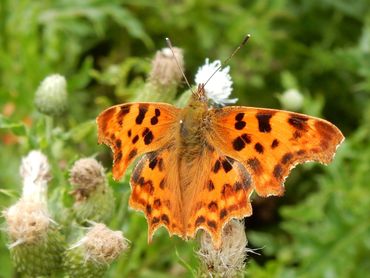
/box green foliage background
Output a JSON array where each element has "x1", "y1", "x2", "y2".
[{"x1": 1, "y1": 0, "x2": 369, "y2": 277}]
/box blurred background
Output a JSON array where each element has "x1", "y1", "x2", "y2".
[{"x1": 0, "y1": 0, "x2": 369, "y2": 277}]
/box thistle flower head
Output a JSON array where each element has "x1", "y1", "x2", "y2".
[
  {"x1": 69, "y1": 158, "x2": 106, "y2": 199},
  {"x1": 3, "y1": 151, "x2": 64, "y2": 276},
  {"x1": 148, "y1": 47, "x2": 184, "y2": 87},
  {"x1": 198, "y1": 220, "x2": 248, "y2": 277},
  {"x1": 3, "y1": 201, "x2": 50, "y2": 247},
  {"x1": 34, "y1": 74, "x2": 68, "y2": 116},
  {"x1": 70, "y1": 223, "x2": 128, "y2": 265},
  {"x1": 69, "y1": 158, "x2": 114, "y2": 222},
  {"x1": 195, "y1": 59, "x2": 237, "y2": 105},
  {"x1": 4, "y1": 150, "x2": 53, "y2": 245}
]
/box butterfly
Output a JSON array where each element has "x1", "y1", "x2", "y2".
[{"x1": 96, "y1": 82, "x2": 344, "y2": 248}]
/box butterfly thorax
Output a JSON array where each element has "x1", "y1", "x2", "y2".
[{"x1": 179, "y1": 86, "x2": 210, "y2": 160}]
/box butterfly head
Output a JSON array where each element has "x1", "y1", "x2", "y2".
[{"x1": 194, "y1": 84, "x2": 208, "y2": 103}]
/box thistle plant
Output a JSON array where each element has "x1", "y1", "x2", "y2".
[
  {"x1": 64, "y1": 223, "x2": 129, "y2": 278},
  {"x1": 69, "y1": 157, "x2": 114, "y2": 223},
  {"x1": 3, "y1": 151, "x2": 65, "y2": 276}
]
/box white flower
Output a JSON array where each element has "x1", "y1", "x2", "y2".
[{"x1": 195, "y1": 59, "x2": 237, "y2": 105}]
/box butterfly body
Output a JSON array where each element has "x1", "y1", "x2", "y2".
[{"x1": 97, "y1": 85, "x2": 344, "y2": 247}]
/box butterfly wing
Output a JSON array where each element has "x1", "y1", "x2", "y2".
[
  {"x1": 183, "y1": 150, "x2": 253, "y2": 248},
  {"x1": 208, "y1": 107, "x2": 344, "y2": 196},
  {"x1": 129, "y1": 145, "x2": 185, "y2": 240},
  {"x1": 97, "y1": 102, "x2": 180, "y2": 180}
]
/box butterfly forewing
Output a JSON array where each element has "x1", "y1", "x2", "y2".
[
  {"x1": 208, "y1": 107, "x2": 344, "y2": 197},
  {"x1": 96, "y1": 102, "x2": 180, "y2": 180}
]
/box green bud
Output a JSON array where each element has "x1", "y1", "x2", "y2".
[
  {"x1": 64, "y1": 224, "x2": 128, "y2": 278},
  {"x1": 34, "y1": 74, "x2": 68, "y2": 116},
  {"x1": 69, "y1": 158, "x2": 114, "y2": 223},
  {"x1": 278, "y1": 88, "x2": 304, "y2": 111}
]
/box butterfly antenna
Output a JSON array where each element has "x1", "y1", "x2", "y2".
[
  {"x1": 203, "y1": 34, "x2": 251, "y2": 87},
  {"x1": 165, "y1": 37, "x2": 194, "y2": 94}
]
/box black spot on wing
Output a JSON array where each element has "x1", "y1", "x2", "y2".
[
  {"x1": 222, "y1": 159, "x2": 233, "y2": 173},
  {"x1": 136, "y1": 104, "x2": 148, "y2": 125},
  {"x1": 271, "y1": 139, "x2": 279, "y2": 149},
  {"x1": 233, "y1": 137, "x2": 245, "y2": 151},
  {"x1": 281, "y1": 152, "x2": 293, "y2": 164},
  {"x1": 213, "y1": 160, "x2": 221, "y2": 173},
  {"x1": 256, "y1": 113, "x2": 272, "y2": 133},
  {"x1": 255, "y1": 143, "x2": 264, "y2": 154},
  {"x1": 235, "y1": 113, "x2": 244, "y2": 121},
  {"x1": 273, "y1": 164, "x2": 283, "y2": 179},
  {"x1": 288, "y1": 115, "x2": 309, "y2": 130},
  {"x1": 195, "y1": 216, "x2": 206, "y2": 226},
  {"x1": 235, "y1": 121, "x2": 246, "y2": 130}
]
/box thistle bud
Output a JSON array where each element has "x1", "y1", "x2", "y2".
[
  {"x1": 278, "y1": 88, "x2": 304, "y2": 111},
  {"x1": 69, "y1": 158, "x2": 114, "y2": 223},
  {"x1": 3, "y1": 151, "x2": 64, "y2": 276},
  {"x1": 198, "y1": 220, "x2": 249, "y2": 277},
  {"x1": 34, "y1": 74, "x2": 68, "y2": 116},
  {"x1": 136, "y1": 47, "x2": 184, "y2": 102},
  {"x1": 64, "y1": 223, "x2": 129, "y2": 278},
  {"x1": 148, "y1": 47, "x2": 184, "y2": 87}
]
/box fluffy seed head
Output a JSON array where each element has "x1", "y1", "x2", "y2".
[
  {"x1": 3, "y1": 200, "x2": 50, "y2": 246},
  {"x1": 20, "y1": 150, "x2": 51, "y2": 203},
  {"x1": 69, "y1": 158, "x2": 106, "y2": 199},
  {"x1": 73, "y1": 223, "x2": 128, "y2": 265},
  {"x1": 198, "y1": 220, "x2": 248, "y2": 277},
  {"x1": 148, "y1": 47, "x2": 184, "y2": 87}
]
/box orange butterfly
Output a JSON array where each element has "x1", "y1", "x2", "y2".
[{"x1": 96, "y1": 79, "x2": 344, "y2": 247}]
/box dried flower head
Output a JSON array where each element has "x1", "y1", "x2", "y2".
[
  {"x1": 65, "y1": 224, "x2": 128, "y2": 277},
  {"x1": 3, "y1": 151, "x2": 64, "y2": 276},
  {"x1": 20, "y1": 150, "x2": 51, "y2": 204},
  {"x1": 82, "y1": 223, "x2": 128, "y2": 264},
  {"x1": 148, "y1": 47, "x2": 184, "y2": 87},
  {"x1": 195, "y1": 59, "x2": 237, "y2": 106},
  {"x1": 4, "y1": 201, "x2": 50, "y2": 246},
  {"x1": 70, "y1": 223, "x2": 128, "y2": 264},
  {"x1": 34, "y1": 74, "x2": 68, "y2": 116},
  {"x1": 69, "y1": 158, "x2": 106, "y2": 198},
  {"x1": 69, "y1": 158, "x2": 114, "y2": 222},
  {"x1": 198, "y1": 220, "x2": 248, "y2": 277}
]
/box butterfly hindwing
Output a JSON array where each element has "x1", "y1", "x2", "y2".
[
  {"x1": 208, "y1": 107, "x2": 344, "y2": 197},
  {"x1": 97, "y1": 102, "x2": 180, "y2": 180},
  {"x1": 129, "y1": 146, "x2": 185, "y2": 239},
  {"x1": 184, "y1": 151, "x2": 253, "y2": 247}
]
